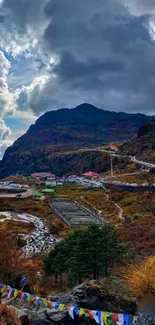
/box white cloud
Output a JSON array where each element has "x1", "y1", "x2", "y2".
[
  {"x1": 0, "y1": 51, "x2": 17, "y2": 117},
  {"x1": 16, "y1": 75, "x2": 51, "y2": 114},
  {"x1": 0, "y1": 118, "x2": 11, "y2": 140},
  {"x1": 0, "y1": 118, "x2": 12, "y2": 159},
  {"x1": 0, "y1": 0, "x2": 49, "y2": 57}
]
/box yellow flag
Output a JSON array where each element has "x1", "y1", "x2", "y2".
[
  {"x1": 1, "y1": 286, "x2": 6, "y2": 293},
  {"x1": 14, "y1": 289, "x2": 19, "y2": 298},
  {"x1": 43, "y1": 298, "x2": 47, "y2": 305},
  {"x1": 27, "y1": 294, "x2": 31, "y2": 302},
  {"x1": 79, "y1": 308, "x2": 85, "y2": 316},
  {"x1": 59, "y1": 304, "x2": 65, "y2": 311},
  {"x1": 103, "y1": 312, "x2": 108, "y2": 325}
]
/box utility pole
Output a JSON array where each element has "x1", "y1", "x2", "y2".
[{"x1": 110, "y1": 148, "x2": 114, "y2": 176}]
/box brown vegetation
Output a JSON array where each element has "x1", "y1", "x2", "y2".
[
  {"x1": 109, "y1": 190, "x2": 155, "y2": 255},
  {"x1": 0, "y1": 220, "x2": 34, "y2": 235},
  {"x1": 0, "y1": 229, "x2": 21, "y2": 283},
  {"x1": 0, "y1": 305, "x2": 21, "y2": 325},
  {"x1": 119, "y1": 257, "x2": 155, "y2": 297},
  {"x1": 0, "y1": 198, "x2": 68, "y2": 237}
]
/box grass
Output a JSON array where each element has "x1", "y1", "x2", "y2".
[
  {"x1": 110, "y1": 172, "x2": 155, "y2": 185},
  {"x1": 1, "y1": 175, "x2": 35, "y2": 186},
  {"x1": 0, "y1": 220, "x2": 34, "y2": 234},
  {"x1": 0, "y1": 215, "x2": 6, "y2": 220}
]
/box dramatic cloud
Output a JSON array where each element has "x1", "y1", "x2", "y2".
[
  {"x1": 0, "y1": 118, "x2": 12, "y2": 159},
  {"x1": 0, "y1": 118, "x2": 11, "y2": 140},
  {"x1": 0, "y1": 50, "x2": 16, "y2": 116},
  {"x1": 0, "y1": 0, "x2": 49, "y2": 56},
  {"x1": 19, "y1": 0, "x2": 155, "y2": 115}
]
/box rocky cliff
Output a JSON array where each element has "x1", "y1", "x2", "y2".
[{"x1": 120, "y1": 119, "x2": 155, "y2": 164}]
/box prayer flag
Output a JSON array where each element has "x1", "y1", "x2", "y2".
[
  {"x1": 117, "y1": 314, "x2": 124, "y2": 325},
  {"x1": 91, "y1": 310, "x2": 100, "y2": 324},
  {"x1": 79, "y1": 308, "x2": 85, "y2": 317},
  {"x1": 103, "y1": 312, "x2": 109, "y2": 325},
  {"x1": 14, "y1": 289, "x2": 19, "y2": 298},
  {"x1": 54, "y1": 302, "x2": 60, "y2": 310},
  {"x1": 67, "y1": 306, "x2": 75, "y2": 319},
  {"x1": 49, "y1": 301, "x2": 53, "y2": 309},
  {"x1": 106, "y1": 312, "x2": 113, "y2": 325},
  {"x1": 112, "y1": 313, "x2": 118, "y2": 322},
  {"x1": 20, "y1": 278, "x2": 27, "y2": 286},
  {"x1": 58, "y1": 304, "x2": 65, "y2": 311},
  {"x1": 123, "y1": 314, "x2": 131, "y2": 325}
]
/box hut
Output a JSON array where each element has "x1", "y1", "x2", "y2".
[
  {"x1": 41, "y1": 188, "x2": 55, "y2": 195},
  {"x1": 33, "y1": 192, "x2": 45, "y2": 200}
]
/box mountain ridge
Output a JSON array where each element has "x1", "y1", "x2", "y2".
[
  {"x1": 0, "y1": 103, "x2": 154, "y2": 177},
  {"x1": 120, "y1": 119, "x2": 155, "y2": 164}
]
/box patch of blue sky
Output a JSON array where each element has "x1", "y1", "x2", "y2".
[{"x1": 8, "y1": 55, "x2": 38, "y2": 89}]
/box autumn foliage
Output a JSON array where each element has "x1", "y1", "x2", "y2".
[
  {"x1": 0, "y1": 228, "x2": 43, "y2": 288},
  {"x1": 0, "y1": 230, "x2": 21, "y2": 283},
  {"x1": 19, "y1": 258, "x2": 43, "y2": 286},
  {"x1": 120, "y1": 257, "x2": 155, "y2": 297},
  {"x1": 0, "y1": 305, "x2": 21, "y2": 325}
]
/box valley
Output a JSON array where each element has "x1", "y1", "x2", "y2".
[{"x1": 0, "y1": 105, "x2": 154, "y2": 325}]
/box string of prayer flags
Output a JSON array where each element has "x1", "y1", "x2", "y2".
[{"x1": 0, "y1": 283, "x2": 138, "y2": 325}]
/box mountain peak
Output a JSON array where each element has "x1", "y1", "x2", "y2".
[
  {"x1": 74, "y1": 103, "x2": 100, "y2": 112},
  {"x1": 0, "y1": 104, "x2": 153, "y2": 177}
]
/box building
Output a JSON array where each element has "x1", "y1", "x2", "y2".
[
  {"x1": 46, "y1": 180, "x2": 57, "y2": 187},
  {"x1": 33, "y1": 192, "x2": 45, "y2": 200},
  {"x1": 31, "y1": 172, "x2": 55, "y2": 180},
  {"x1": 83, "y1": 171, "x2": 100, "y2": 179}
]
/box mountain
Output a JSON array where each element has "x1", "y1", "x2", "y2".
[
  {"x1": 120, "y1": 119, "x2": 155, "y2": 164},
  {"x1": 0, "y1": 103, "x2": 153, "y2": 177}
]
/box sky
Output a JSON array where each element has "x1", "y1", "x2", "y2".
[{"x1": 0, "y1": 0, "x2": 155, "y2": 159}]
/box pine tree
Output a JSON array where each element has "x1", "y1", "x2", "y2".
[{"x1": 44, "y1": 224, "x2": 128, "y2": 282}]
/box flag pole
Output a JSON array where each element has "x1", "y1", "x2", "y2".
[{"x1": 110, "y1": 148, "x2": 114, "y2": 176}]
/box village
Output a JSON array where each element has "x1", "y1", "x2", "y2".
[{"x1": 0, "y1": 147, "x2": 155, "y2": 256}]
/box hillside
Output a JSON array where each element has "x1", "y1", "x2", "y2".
[
  {"x1": 120, "y1": 119, "x2": 155, "y2": 164},
  {"x1": 0, "y1": 150, "x2": 131, "y2": 177},
  {"x1": 0, "y1": 103, "x2": 153, "y2": 177}
]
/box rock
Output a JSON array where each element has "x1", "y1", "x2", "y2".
[
  {"x1": 135, "y1": 312, "x2": 155, "y2": 325},
  {"x1": 50, "y1": 282, "x2": 137, "y2": 314},
  {"x1": 10, "y1": 284, "x2": 155, "y2": 325}
]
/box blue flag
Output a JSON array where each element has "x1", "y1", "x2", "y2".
[{"x1": 20, "y1": 278, "x2": 27, "y2": 286}]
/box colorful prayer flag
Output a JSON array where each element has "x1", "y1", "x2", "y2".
[
  {"x1": 20, "y1": 278, "x2": 27, "y2": 286},
  {"x1": 67, "y1": 306, "x2": 75, "y2": 319}
]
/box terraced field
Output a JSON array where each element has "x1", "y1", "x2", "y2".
[{"x1": 50, "y1": 198, "x2": 106, "y2": 227}]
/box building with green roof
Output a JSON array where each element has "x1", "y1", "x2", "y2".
[{"x1": 41, "y1": 188, "x2": 55, "y2": 194}]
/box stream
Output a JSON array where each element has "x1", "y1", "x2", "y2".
[{"x1": 0, "y1": 211, "x2": 59, "y2": 255}]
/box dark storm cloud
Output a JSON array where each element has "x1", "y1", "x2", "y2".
[
  {"x1": 1, "y1": 0, "x2": 155, "y2": 115},
  {"x1": 53, "y1": 52, "x2": 124, "y2": 83},
  {"x1": 32, "y1": 0, "x2": 154, "y2": 114},
  {"x1": 2, "y1": 0, "x2": 47, "y2": 32}
]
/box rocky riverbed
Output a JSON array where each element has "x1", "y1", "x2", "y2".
[{"x1": 0, "y1": 211, "x2": 59, "y2": 255}]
